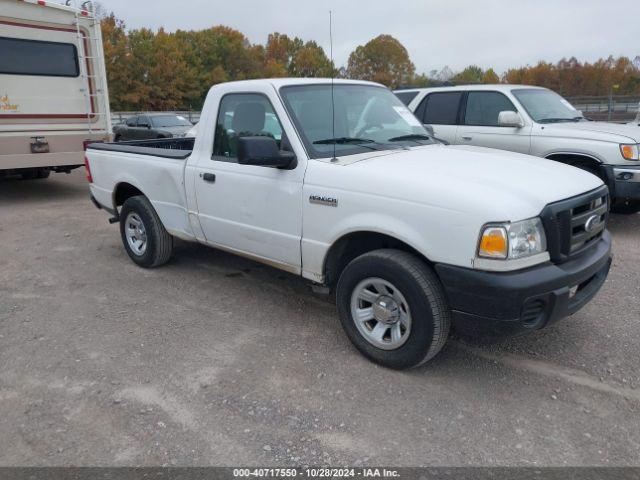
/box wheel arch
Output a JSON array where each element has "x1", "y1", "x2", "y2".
[
  {"x1": 323, "y1": 230, "x2": 433, "y2": 287},
  {"x1": 113, "y1": 181, "x2": 146, "y2": 210},
  {"x1": 544, "y1": 152, "x2": 607, "y2": 182},
  {"x1": 545, "y1": 151, "x2": 603, "y2": 165}
]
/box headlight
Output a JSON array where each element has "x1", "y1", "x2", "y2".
[
  {"x1": 620, "y1": 144, "x2": 639, "y2": 161},
  {"x1": 478, "y1": 217, "x2": 547, "y2": 260}
]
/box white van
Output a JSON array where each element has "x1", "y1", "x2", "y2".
[{"x1": 0, "y1": 0, "x2": 110, "y2": 179}]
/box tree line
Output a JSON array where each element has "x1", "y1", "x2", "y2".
[{"x1": 100, "y1": 14, "x2": 640, "y2": 111}]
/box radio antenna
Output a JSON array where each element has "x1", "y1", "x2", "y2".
[{"x1": 329, "y1": 10, "x2": 337, "y2": 162}]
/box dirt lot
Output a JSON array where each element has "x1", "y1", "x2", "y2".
[{"x1": 0, "y1": 170, "x2": 639, "y2": 467}]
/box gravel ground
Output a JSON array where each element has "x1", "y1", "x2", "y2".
[{"x1": 0, "y1": 170, "x2": 638, "y2": 467}]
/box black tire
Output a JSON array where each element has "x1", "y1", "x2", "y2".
[
  {"x1": 36, "y1": 169, "x2": 50, "y2": 179},
  {"x1": 336, "y1": 249, "x2": 451, "y2": 369},
  {"x1": 119, "y1": 195, "x2": 173, "y2": 268},
  {"x1": 114, "y1": 134, "x2": 121, "y2": 142},
  {"x1": 611, "y1": 199, "x2": 640, "y2": 214}
]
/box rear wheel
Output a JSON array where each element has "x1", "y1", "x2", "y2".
[
  {"x1": 336, "y1": 249, "x2": 451, "y2": 369},
  {"x1": 119, "y1": 195, "x2": 173, "y2": 268}
]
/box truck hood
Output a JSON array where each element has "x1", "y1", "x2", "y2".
[
  {"x1": 538, "y1": 121, "x2": 640, "y2": 143},
  {"x1": 334, "y1": 145, "x2": 603, "y2": 221}
]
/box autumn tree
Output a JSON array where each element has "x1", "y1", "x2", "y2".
[
  {"x1": 452, "y1": 65, "x2": 484, "y2": 84},
  {"x1": 483, "y1": 68, "x2": 500, "y2": 84},
  {"x1": 100, "y1": 14, "x2": 133, "y2": 110},
  {"x1": 291, "y1": 41, "x2": 333, "y2": 77},
  {"x1": 265, "y1": 33, "x2": 303, "y2": 72},
  {"x1": 503, "y1": 57, "x2": 640, "y2": 96},
  {"x1": 265, "y1": 33, "x2": 333, "y2": 77},
  {"x1": 347, "y1": 35, "x2": 415, "y2": 88}
]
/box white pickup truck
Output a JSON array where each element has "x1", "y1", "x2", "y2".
[
  {"x1": 396, "y1": 85, "x2": 640, "y2": 213},
  {"x1": 87, "y1": 79, "x2": 612, "y2": 369}
]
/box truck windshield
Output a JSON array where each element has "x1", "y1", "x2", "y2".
[
  {"x1": 151, "y1": 115, "x2": 193, "y2": 127},
  {"x1": 512, "y1": 88, "x2": 583, "y2": 123},
  {"x1": 280, "y1": 84, "x2": 433, "y2": 159}
]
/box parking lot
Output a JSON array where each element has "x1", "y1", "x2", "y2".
[{"x1": 0, "y1": 170, "x2": 638, "y2": 466}]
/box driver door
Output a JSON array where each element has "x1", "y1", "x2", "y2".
[
  {"x1": 192, "y1": 91, "x2": 304, "y2": 271},
  {"x1": 455, "y1": 91, "x2": 532, "y2": 154}
]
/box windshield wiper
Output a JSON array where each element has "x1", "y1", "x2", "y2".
[
  {"x1": 387, "y1": 133, "x2": 449, "y2": 146},
  {"x1": 313, "y1": 137, "x2": 376, "y2": 145},
  {"x1": 313, "y1": 137, "x2": 384, "y2": 151},
  {"x1": 387, "y1": 134, "x2": 432, "y2": 142},
  {"x1": 538, "y1": 118, "x2": 577, "y2": 124}
]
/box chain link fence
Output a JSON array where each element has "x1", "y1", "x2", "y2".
[{"x1": 566, "y1": 96, "x2": 640, "y2": 123}]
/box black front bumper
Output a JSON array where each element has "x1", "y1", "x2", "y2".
[
  {"x1": 435, "y1": 231, "x2": 612, "y2": 336},
  {"x1": 603, "y1": 165, "x2": 640, "y2": 201}
]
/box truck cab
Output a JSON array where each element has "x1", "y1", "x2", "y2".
[{"x1": 397, "y1": 85, "x2": 640, "y2": 213}]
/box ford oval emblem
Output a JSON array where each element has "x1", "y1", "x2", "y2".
[{"x1": 584, "y1": 214, "x2": 601, "y2": 233}]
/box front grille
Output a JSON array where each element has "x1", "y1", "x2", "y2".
[
  {"x1": 569, "y1": 196, "x2": 607, "y2": 253},
  {"x1": 540, "y1": 185, "x2": 609, "y2": 263}
]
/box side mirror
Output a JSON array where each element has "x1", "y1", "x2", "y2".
[
  {"x1": 498, "y1": 111, "x2": 524, "y2": 128},
  {"x1": 237, "y1": 136, "x2": 296, "y2": 169}
]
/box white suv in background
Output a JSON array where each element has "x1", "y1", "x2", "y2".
[{"x1": 396, "y1": 85, "x2": 640, "y2": 213}]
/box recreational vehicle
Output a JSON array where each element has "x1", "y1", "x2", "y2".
[{"x1": 0, "y1": 0, "x2": 110, "y2": 179}]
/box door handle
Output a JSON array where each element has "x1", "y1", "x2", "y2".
[
  {"x1": 461, "y1": 136, "x2": 473, "y2": 141},
  {"x1": 201, "y1": 172, "x2": 216, "y2": 183}
]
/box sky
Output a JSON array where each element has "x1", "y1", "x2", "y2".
[{"x1": 81, "y1": 0, "x2": 639, "y2": 74}]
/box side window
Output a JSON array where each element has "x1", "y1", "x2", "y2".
[
  {"x1": 212, "y1": 93, "x2": 283, "y2": 161},
  {"x1": 464, "y1": 92, "x2": 517, "y2": 126},
  {"x1": 422, "y1": 92, "x2": 463, "y2": 125},
  {"x1": 394, "y1": 91, "x2": 419, "y2": 106},
  {"x1": 126, "y1": 116, "x2": 137, "y2": 127},
  {"x1": 0, "y1": 37, "x2": 79, "y2": 77},
  {"x1": 137, "y1": 116, "x2": 150, "y2": 128}
]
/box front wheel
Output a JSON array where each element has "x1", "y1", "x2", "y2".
[
  {"x1": 119, "y1": 195, "x2": 173, "y2": 268},
  {"x1": 336, "y1": 249, "x2": 451, "y2": 369}
]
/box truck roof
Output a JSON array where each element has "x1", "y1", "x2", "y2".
[
  {"x1": 212, "y1": 78, "x2": 384, "y2": 90},
  {"x1": 394, "y1": 84, "x2": 548, "y2": 94}
]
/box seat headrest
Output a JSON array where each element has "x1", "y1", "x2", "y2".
[{"x1": 232, "y1": 102, "x2": 266, "y2": 134}]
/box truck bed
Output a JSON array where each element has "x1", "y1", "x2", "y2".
[{"x1": 88, "y1": 138, "x2": 194, "y2": 160}]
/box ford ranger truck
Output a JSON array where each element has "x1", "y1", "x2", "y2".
[
  {"x1": 396, "y1": 85, "x2": 640, "y2": 213},
  {"x1": 86, "y1": 79, "x2": 612, "y2": 369}
]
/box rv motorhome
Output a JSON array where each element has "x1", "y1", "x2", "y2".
[{"x1": 0, "y1": 0, "x2": 110, "y2": 179}]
